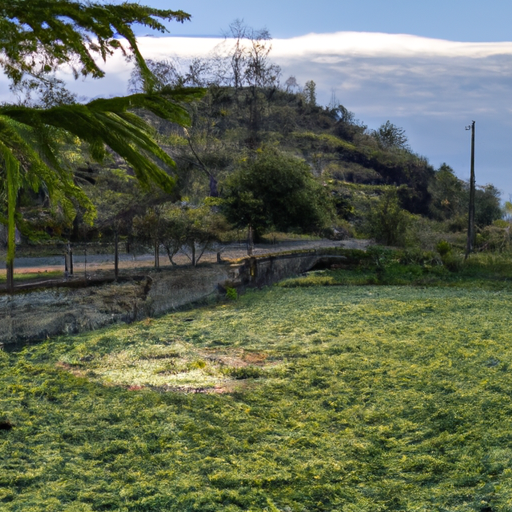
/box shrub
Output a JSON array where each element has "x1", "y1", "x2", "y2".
[
  {"x1": 476, "y1": 224, "x2": 512, "y2": 252},
  {"x1": 365, "y1": 189, "x2": 412, "y2": 246},
  {"x1": 226, "y1": 287, "x2": 238, "y2": 301},
  {"x1": 436, "y1": 240, "x2": 452, "y2": 257},
  {"x1": 442, "y1": 253, "x2": 464, "y2": 272},
  {"x1": 224, "y1": 366, "x2": 262, "y2": 379}
]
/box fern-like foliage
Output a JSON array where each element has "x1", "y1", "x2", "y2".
[
  {"x1": 0, "y1": 0, "x2": 190, "y2": 90},
  {"x1": 0, "y1": 1, "x2": 204, "y2": 271},
  {"x1": 0, "y1": 87, "x2": 205, "y2": 263}
]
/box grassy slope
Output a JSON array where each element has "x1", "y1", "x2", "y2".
[{"x1": 2, "y1": 285, "x2": 512, "y2": 511}]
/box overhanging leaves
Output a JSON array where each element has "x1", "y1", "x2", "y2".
[{"x1": 0, "y1": 0, "x2": 191, "y2": 90}]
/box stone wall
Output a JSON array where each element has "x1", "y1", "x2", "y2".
[{"x1": 0, "y1": 249, "x2": 331, "y2": 346}]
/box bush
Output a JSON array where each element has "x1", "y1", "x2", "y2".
[
  {"x1": 222, "y1": 148, "x2": 335, "y2": 238},
  {"x1": 442, "y1": 252, "x2": 464, "y2": 272},
  {"x1": 436, "y1": 240, "x2": 452, "y2": 257},
  {"x1": 225, "y1": 287, "x2": 238, "y2": 301},
  {"x1": 364, "y1": 189, "x2": 412, "y2": 246},
  {"x1": 476, "y1": 224, "x2": 512, "y2": 252}
]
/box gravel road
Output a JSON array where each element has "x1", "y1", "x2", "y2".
[{"x1": 1, "y1": 238, "x2": 372, "y2": 276}]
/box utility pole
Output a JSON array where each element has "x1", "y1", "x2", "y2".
[{"x1": 465, "y1": 121, "x2": 476, "y2": 259}]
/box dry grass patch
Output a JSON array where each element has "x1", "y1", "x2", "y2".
[{"x1": 57, "y1": 338, "x2": 277, "y2": 393}]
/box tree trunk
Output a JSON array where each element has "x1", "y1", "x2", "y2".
[
  {"x1": 247, "y1": 225, "x2": 254, "y2": 256},
  {"x1": 165, "y1": 247, "x2": 177, "y2": 266},
  {"x1": 209, "y1": 174, "x2": 219, "y2": 197},
  {"x1": 84, "y1": 244, "x2": 87, "y2": 281},
  {"x1": 6, "y1": 260, "x2": 14, "y2": 293},
  {"x1": 154, "y1": 240, "x2": 160, "y2": 269},
  {"x1": 191, "y1": 243, "x2": 196, "y2": 267}
]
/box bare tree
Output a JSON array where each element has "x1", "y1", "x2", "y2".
[{"x1": 215, "y1": 19, "x2": 281, "y2": 92}]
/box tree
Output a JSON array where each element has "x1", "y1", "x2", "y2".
[
  {"x1": 0, "y1": 1, "x2": 190, "y2": 91},
  {"x1": 0, "y1": 1, "x2": 201, "y2": 290},
  {"x1": 429, "y1": 163, "x2": 466, "y2": 221},
  {"x1": 284, "y1": 76, "x2": 299, "y2": 93},
  {"x1": 222, "y1": 148, "x2": 334, "y2": 239},
  {"x1": 218, "y1": 19, "x2": 281, "y2": 92},
  {"x1": 365, "y1": 188, "x2": 412, "y2": 246},
  {"x1": 428, "y1": 164, "x2": 502, "y2": 229},
  {"x1": 303, "y1": 80, "x2": 317, "y2": 107},
  {"x1": 475, "y1": 184, "x2": 502, "y2": 227},
  {"x1": 374, "y1": 120, "x2": 409, "y2": 150},
  {"x1": 133, "y1": 202, "x2": 227, "y2": 267}
]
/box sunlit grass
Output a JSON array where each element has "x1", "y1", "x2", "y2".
[
  {"x1": 0, "y1": 270, "x2": 63, "y2": 282},
  {"x1": 2, "y1": 285, "x2": 512, "y2": 510}
]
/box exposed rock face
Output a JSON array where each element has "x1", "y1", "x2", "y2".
[{"x1": 0, "y1": 251, "x2": 326, "y2": 346}]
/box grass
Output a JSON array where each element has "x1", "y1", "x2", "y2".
[
  {"x1": 0, "y1": 270, "x2": 63, "y2": 283},
  {"x1": 279, "y1": 249, "x2": 512, "y2": 291},
  {"x1": 2, "y1": 282, "x2": 512, "y2": 510}
]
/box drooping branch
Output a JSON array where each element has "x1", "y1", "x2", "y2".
[{"x1": 0, "y1": 1, "x2": 191, "y2": 90}]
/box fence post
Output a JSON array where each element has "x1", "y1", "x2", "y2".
[
  {"x1": 68, "y1": 242, "x2": 74, "y2": 276},
  {"x1": 154, "y1": 240, "x2": 160, "y2": 269},
  {"x1": 114, "y1": 231, "x2": 119, "y2": 281}
]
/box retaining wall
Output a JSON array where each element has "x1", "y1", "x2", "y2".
[{"x1": 0, "y1": 249, "x2": 331, "y2": 346}]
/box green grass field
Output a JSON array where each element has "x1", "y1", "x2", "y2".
[{"x1": 2, "y1": 283, "x2": 512, "y2": 511}]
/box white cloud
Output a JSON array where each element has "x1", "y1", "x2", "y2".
[{"x1": 272, "y1": 32, "x2": 512, "y2": 59}]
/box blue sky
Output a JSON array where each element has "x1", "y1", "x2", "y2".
[
  {"x1": 139, "y1": 0, "x2": 512, "y2": 42},
  {"x1": 63, "y1": 2, "x2": 512, "y2": 197}
]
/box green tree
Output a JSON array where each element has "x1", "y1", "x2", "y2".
[
  {"x1": 429, "y1": 163, "x2": 466, "y2": 221},
  {"x1": 134, "y1": 202, "x2": 227, "y2": 267},
  {"x1": 374, "y1": 120, "x2": 409, "y2": 150},
  {"x1": 475, "y1": 184, "x2": 502, "y2": 227},
  {"x1": 303, "y1": 80, "x2": 317, "y2": 107},
  {"x1": 429, "y1": 164, "x2": 502, "y2": 228},
  {"x1": 0, "y1": 1, "x2": 201, "y2": 290},
  {"x1": 365, "y1": 188, "x2": 412, "y2": 246},
  {"x1": 222, "y1": 148, "x2": 334, "y2": 239},
  {"x1": 0, "y1": 1, "x2": 189, "y2": 90}
]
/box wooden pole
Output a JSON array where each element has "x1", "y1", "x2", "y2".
[
  {"x1": 69, "y1": 242, "x2": 73, "y2": 276},
  {"x1": 6, "y1": 260, "x2": 14, "y2": 293},
  {"x1": 465, "y1": 121, "x2": 476, "y2": 259},
  {"x1": 247, "y1": 225, "x2": 254, "y2": 256},
  {"x1": 114, "y1": 230, "x2": 119, "y2": 281},
  {"x1": 154, "y1": 239, "x2": 160, "y2": 269}
]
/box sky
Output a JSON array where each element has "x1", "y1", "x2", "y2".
[{"x1": 10, "y1": 0, "x2": 512, "y2": 198}]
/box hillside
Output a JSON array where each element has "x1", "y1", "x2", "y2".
[{"x1": 6, "y1": 78, "x2": 504, "y2": 256}]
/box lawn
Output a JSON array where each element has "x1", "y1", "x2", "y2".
[{"x1": 1, "y1": 284, "x2": 512, "y2": 511}]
